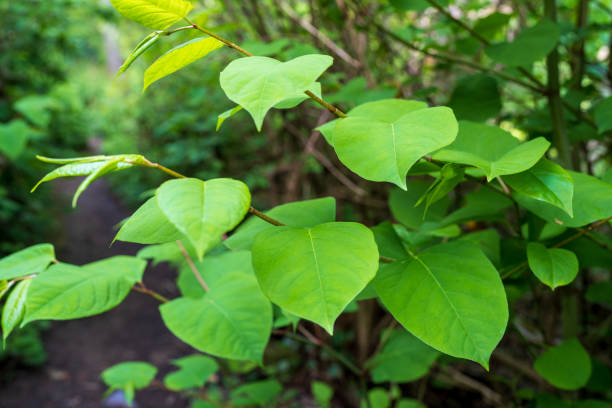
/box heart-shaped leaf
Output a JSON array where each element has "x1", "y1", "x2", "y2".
[
  {"x1": 251, "y1": 222, "x2": 379, "y2": 334},
  {"x1": 220, "y1": 54, "x2": 333, "y2": 130},
  {"x1": 160, "y1": 271, "x2": 272, "y2": 363},
  {"x1": 144, "y1": 37, "x2": 223, "y2": 91},
  {"x1": 534, "y1": 338, "x2": 591, "y2": 390},
  {"x1": 432, "y1": 121, "x2": 550, "y2": 181},
  {"x1": 155, "y1": 178, "x2": 251, "y2": 259},
  {"x1": 115, "y1": 196, "x2": 184, "y2": 244},
  {"x1": 101, "y1": 362, "x2": 157, "y2": 405},
  {"x1": 527, "y1": 243, "x2": 579, "y2": 290},
  {"x1": 331, "y1": 99, "x2": 458, "y2": 189},
  {"x1": 374, "y1": 241, "x2": 508, "y2": 369},
  {"x1": 109, "y1": 0, "x2": 194, "y2": 29},
  {"x1": 505, "y1": 159, "x2": 573, "y2": 216},
  {"x1": 164, "y1": 355, "x2": 218, "y2": 391}
]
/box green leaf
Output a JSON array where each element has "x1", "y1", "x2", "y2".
[
  {"x1": 366, "y1": 330, "x2": 439, "y2": 383},
  {"x1": 593, "y1": 96, "x2": 612, "y2": 134},
  {"x1": 109, "y1": 0, "x2": 194, "y2": 29},
  {"x1": 23, "y1": 256, "x2": 146, "y2": 325},
  {"x1": 164, "y1": 354, "x2": 218, "y2": 391},
  {"x1": 0, "y1": 244, "x2": 55, "y2": 281},
  {"x1": 361, "y1": 388, "x2": 390, "y2": 408},
  {"x1": 390, "y1": 0, "x2": 448, "y2": 11},
  {"x1": 232, "y1": 380, "x2": 282, "y2": 406},
  {"x1": 371, "y1": 222, "x2": 409, "y2": 260},
  {"x1": 311, "y1": 381, "x2": 333, "y2": 408},
  {"x1": 160, "y1": 271, "x2": 272, "y2": 363},
  {"x1": 115, "y1": 32, "x2": 161, "y2": 80},
  {"x1": 396, "y1": 399, "x2": 426, "y2": 408},
  {"x1": 1, "y1": 279, "x2": 32, "y2": 343},
  {"x1": 251, "y1": 222, "x2": 379, "y2": 334},
  {"x1": 177, "y1": 250, "x2": 253, "y2": 299},
  {"x1": 0, "y1": 120, "x2": 36, "y2": 160},
  {"x1": 432, "y1": 121, "x2": 550, "y2": 181},
  {"x1": 515, "y1": 171, "x2": 612, "y2": 227},
  {"x1": 534, "y1": 338, "x2": 591, "y2": 390},
  {"x1": 389, "y1": 180, "x2": 451, "y2": 230},
  {"x1": 505, "y1": 159, "x2": 574, "y2": 217},
  {"x1": 156, "y1": 178, "x2": 251, "y2": 259},
  {"x1": 14, "y1": 95, "x2": 59, "y2": 127},
  {"x1": 220, "y1": 55, "x2": 333, "y2": 131},
  {"x1": 225, "y1": 197, "x2": 336, "y2": 250},
  {"x1": 332, "y1": 99, "x2": 458, "y2": 189},
  {"x1": 415, "y1": 164, "x2": 465, "y2": 217},
  {"x1": 457, "y1": 229, "x2": 501, "y2": 267},
  {"x1": 143, "y1": 37, "x2": 223, "y2": 91},
  {"x1": 101, "y1": 361, "x2": 157, "y2": 405},
  {"x1": 485, "y1": 19, "x2": 560, "y2": 67},
  {"x1": 116, "y1": 197, "x2": 184, "y2": 244},
  {"x1": 586, "y1": 281, "x2": 612, "y2": 306},
  {"x1": 448, "y1": 74, "x2": 501, "y2": 122},
  {"x1": 374, "y1": 242, "x2": 508, "y2": 369},
  {"x1": 527, "y1": 243, "x2": 579, "y2": 290},
  {"x1": 439, "y1": 187, "x2": 512, "y2": 227}
]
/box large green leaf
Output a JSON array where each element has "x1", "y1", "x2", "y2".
[
  {"x1": 527, "y1": 243, "x2": 579, "y2": 290},
  {"x1": 593, "y1": 96, "x2": 612, "y2": 134},
  {"x1": 115, "y1": 31, "x2": 161, "y2": 80},
  {"x1": 115, "y1": 197, "x2": 184, "y2": 244},
  {"x1": 389, "y1": 180, "x2": 451, "y2": 230},
  {"x1": 143, "y1": 37, "x2": 223, "y2": 91},
  {"x1": 432, "y1": 121, "x2": 550, "y2": 181},
  {"x1": 251, "y1": 222, "x2": 379, "y2": 334},
  {"x1": 164, "y1": 354, "x2": 218, "y2": 391},
  {"x1": 515, "y1": 171, "x2": 612, "y2": 227},
  {"x1": 439, "y1": 187, "x2": 512, "y2": 227},
  {"x1": 101, "y1": 361, "x2": 157, "y2": 405},
  {"x1": 534, "y1": 338, "x2": 591, "y2": 390},
  {"x1": 505, "y1": 159, "x2": 573, "y2": 217},
  {"x1": 1, "y1": 279, "x2": 32, "y2": 343},
  {"x1": 374, "y1": 241, "x2": 508, "y2": 368},
  {"x1": 366, "y1": 330, "x2": 439, "y2": 383},
  {"x1": 0, "y1": 244, "x2": 55, "y2": 281},
  {"x1": 219, "y1": 55, "x2": 333, "y2": 130},
  {"x1": 448, "y1": 74, "x2": 501, "y2": 122},
  {"x1": 485, "y1": 19, "x2": 560, "y2": 67},
  {"x1": 160, "y1": 271, "x2": 272, "y2": 363},
  {"x1": 332, "y1": 99, "x2": 458, "y2": 189},
  {"x1": 0, "y1": 120, "x2": 36, "y2": 160},
  {"x1": 23, "y1": 256, "x2": 146, "y2": 325},
  {"x1": 109, "y1": 0, "x2": 194, "y2": 29},
  {"x1": 156, "y1": 178, "x2": 251, "y2": 259},
  {"x1": 225, "y1": 197, "x2": 336, "y2": 250}
]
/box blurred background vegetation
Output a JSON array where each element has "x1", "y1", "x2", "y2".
[{"x1": 0, "y1": 0, "x2": 610, "y2": 406}]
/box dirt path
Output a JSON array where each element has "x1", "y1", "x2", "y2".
[{"x1": 0, "y1": 179, "x2": 192, "y2": 408}]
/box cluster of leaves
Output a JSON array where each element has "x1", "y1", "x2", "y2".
[{"x1": 1, "y1": 0, "x2": 612, "y2": 406}]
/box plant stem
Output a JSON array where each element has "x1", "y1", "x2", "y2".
[
  {"x1": 248, "y1": 206, "x2": 285, "y2": 226},
  {"x1": 184, "y1": 18, "x2": 347, "y2": 117},
  {"x1": 131, "y1": 283, "x2": 170, "y2": 303},
  {"x1": 545, "y1": 0, "x2": 573, "y2": 169},
  {"x1": 177, "y1": 240, "x2": 209, "y2": 292}
]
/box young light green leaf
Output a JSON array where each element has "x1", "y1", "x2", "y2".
[
  {"x1": 109, "y1": 0, "x2": 194, "y2": 30},
  {"x1": 448, "y1": 74, "x2": 501, "y2": 122},
  {"x1": 0, "y1": 281, "x2": 13, "y2": 303},
  {"x1": 115, "y1": 197, "x2": 184, "y2": 244},
  {"x1": 374, "y1": 241, "x2": 508, "y2": 369},
  {"x1": 155, "y1": 178, "x2": 251, "y2": 259},
  {"x1": 71, "y1": 159, "x2": 124, "y2": 207},
  {"x1": 143, "y1": 37, "x2": 223, "y2": 91},
  {"x1": 366, "y1": 330, "x2": 439, "y2": 383},
  {"x1": 160, "y1": 271, "x2": 272, "y2": 363},
  {"x1": 332, "y1": 99, "x2": 458, "y2": 189},
  {"x1": 432, "y1": 121, "x2": 550, "y2": 181},
  {"x1": 0, "y1": 243, "x2": 55, "y2": 281},
  {"x1": 415, "y1": 163, "x2": 465, "y2": 217},
  {"x1": 515, "y1": 171, "x2": 612, "y2": 227},
  {"x1": 115, "y1": 31, "x2": 161, "y2": 81},
  {"x1": 164, "y1": 354, "x2": 218, "y2": 391},
  {"x1": 2, "y1": 279, "x2": 32, "y2": 343},
  {"x1": 485, "y1": 19, "x2": 560, "y2": 67},
  {"x1": 527, "y1": 243, "x2": 579, "y2": 290},
  {"x1": 0, "y1": 120, "x2": 36, "y2": 160},
  {"x1": 251, "y1": 222, "x2": 379, "y2": 334},
  {"x1": 534, "y1": 338, "x2": 591, "y2": 390},
  {"x1": 311, "y1": 381, "x2": 333, "y2": 408},
  {"x1": 35, "y1": 155, "x2": 109, "y2": 164},
  {"x1": 220, "y1": 55, "x2": 333, "y2": 131},
  {"x1": 23, "y1": 256, "x2": 146, "y2": 325},
  {"x1": 216, "y1": 105, "x2": 243, "y2": 131},
  {"x1": 505, "y1": 159, "x2": 574, "y2": 217},
  {"x1": 101, "y1": 361, "x2": 157, "y2": 405},
  {"x1": 225, "y1": 197, "x2": 336, "y2": 250}
]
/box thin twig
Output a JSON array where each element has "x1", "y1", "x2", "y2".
[
  {"x1": 248, "y1": 207, "x2": 285, "y2": 226},
  {"x1": 176, "y1": 240, "x2": 209, "y2": 292},
  {"x1": 131, "y1": 283, "x2": 170, "y2": 303}
]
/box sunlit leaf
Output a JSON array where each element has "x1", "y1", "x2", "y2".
[
  {"x1": 0, "y1": 244, "x2": 55, "y2": 281},
  {"x1": 109, "y1": 0, "x2": 194, "y2": 29}
]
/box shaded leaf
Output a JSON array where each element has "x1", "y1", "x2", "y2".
[
  {"x1": 164, "y1": 354, "x2": 218, "y2": 391},
  {"x1": 534, "y1": 338, "x2": 591, "y2": 390},
  {"x1": 527, "y1": 243, "x2": 579, "y2": 290},
  {"x1": 448, "y1": 74, "x2": 501, "y2": 122}
]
